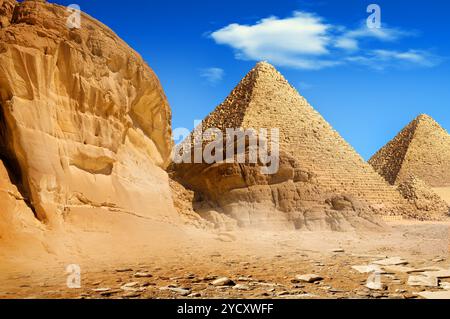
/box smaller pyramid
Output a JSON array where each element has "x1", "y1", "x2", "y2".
[
  {"x1": 397, "y1": 175, "x2": 449, "y2": 220},
  {"x1": 369, "y1": 114, "x2": 450, "y2": 187}
]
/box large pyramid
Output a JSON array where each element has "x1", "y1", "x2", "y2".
[
  {"x1": 171, "y1": 62, "x2": 415, "y2": 230},
  {"x1": 369, "y1": 114, "x2": 450, "y2": 187}
]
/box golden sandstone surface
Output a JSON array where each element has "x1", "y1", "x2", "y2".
[{"x1": 0, "y1": 0, "x2": 177, "y2": 251}]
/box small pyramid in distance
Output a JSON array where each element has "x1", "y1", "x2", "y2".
[
  {"x1": 173, "y1": 61, "x2": 417, "y2": 227},
  {"x1": 369, "y1": 114, "x2": 450, "y2": 187},
  {"x1": 397, "y1": 175, "x2": 449, "y2": 219}
]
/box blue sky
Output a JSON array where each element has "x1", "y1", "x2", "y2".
[{"x1": 54, "y1": 0, "x2": 449, "y2": 159}]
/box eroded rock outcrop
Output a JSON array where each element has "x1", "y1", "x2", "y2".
[
  {"x1": 171, "y1": 62, "x2": 414, "y2": 230},
  {"x1": 0, "y1": 158, "x2": 46, "y2": 250},
  {"x1": 0, "y1": 0, "x2": 176, "y2": 236}
]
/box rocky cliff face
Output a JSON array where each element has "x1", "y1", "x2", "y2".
[{"x1": 0, "y1": 0, "x2": 176, "y2": 236}]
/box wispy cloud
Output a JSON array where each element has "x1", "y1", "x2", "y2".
[
  {"x1": 200, "y1": 67, "x2": 225, "y2": 85},
  {"x1": 347, "y1": 49, "x2": 441, "y2": 70},
  {"x1": 334, "y1": 24, "x2": 415, "y2": 51},
  {"x1": 210, "y1": 11, "x2": 439, "y2": 71}
]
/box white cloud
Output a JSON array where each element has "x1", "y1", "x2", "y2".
[
  {"x1": 335, "y1": 37, "x2": 359, "y2": 51},
  {"x1": 210, "y1": 11, "x2": 438, "y2": 71},
  {"x1": 200, "y1": 67, "x2": 225, "y2": 84},
  {"x1": 335, "y1": 25, "x2": 414, "y2": 51},
  {"x1": 211, "y1": 11, "x2": 336, "y2": 70},
  {"x1": 347, "y1": 50, "x2": 440, "y2": 70}
]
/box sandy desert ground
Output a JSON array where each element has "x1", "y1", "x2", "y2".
[{"x1": 0, "y1": 218, "x2": 448, "y2": 299}]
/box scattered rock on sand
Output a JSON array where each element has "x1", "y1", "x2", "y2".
[
  {"x1": 366, "y1": 281, "x2": 387, "y2": 291},
  {"x1": 418, "y1": 291, "x2": 450, "y2": 299},
  {"x1": 212, "y1": 277, "x2": 235, "y2": 286},
  {"x1": 383, "y1": 265, "x2": 415, "y2": 273},
  {"x1": 168, "y1": 288, "x2": 191, "y2": 296},
  {"x1": 134, "y1": 272, "x2": 153, "y2": 278},
  {"x1": 439, "y1": 282, "x2": 450, "y2": 290},
  {"x1": 122, "y1": 292, "x2": 142, "y2": 298},
  {"x1": 92, "y1": 288, "x2": 111, "y2": 293},
  {"x1": 407, "y1": 267, "x2": 443, "y2": 273},
  {"x1": 373, "y1": 257, "x2": 408, "y2": 266},
  {"x1": 120, "y1": 282, "x2": 141, "y2": 291},
  {"x1": 423, "y1": 269, "x2": 450, "y2": 279},
  {"x1": 294, "y1": 274, "x2": 323, "y2": 283},
  {"x1": 351, "y1": 254, "x2": 388, "y2": 259},
  {"x1": 277, "y1": 291, "x2": 290, "y2": 296},
  {"x1": 116, "y1": 268, "x2": 133, "y2": 273},
  {"x1": 101, "y1": 291, "x2": 119, "y2": 297},
  {"x1": 352, "y1": 265, "x2": 384, "y2": 274},
  {"x1": 233, "y1": 284, "x2": 250, "y2": 291},
  {"x1": 407, "y1": 275, "x2": 439, "y2": 287}
]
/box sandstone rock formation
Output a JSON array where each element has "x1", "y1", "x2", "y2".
[
  {"x1": 169, "y1": 179, "x2": 213, "y2": 229},
  {"x1": 171, "y1": 62, "x2": 414, "y2": 230},
  {"x1": 0, "y1": 0, "x2": 177, "y2": 244},
  {"x1": 369, "y1": 114, "x2": 450, "y2": 187},
  {"x1": 0, "y1": 158, "x2": 46, "y2": 251},
  {"x1": 397, "y1": 175, "x2": 449, "y2": 220}
]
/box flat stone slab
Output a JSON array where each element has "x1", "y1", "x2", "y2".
[
  {"x1": 295, "y1": 274, "x2": 323, "y2": 283},
  {"x1": 407, "y1": 275, "x2": 439, "y2": 287},
  {"x1": 423, "y1": 269, "x2": 450, "y2": 279},
  {"x1": 168, "y1": 288, "x2": 191, "y2": 296},
  {"x1": 233, "y1": 284, "x2": 250, "y2": 291},
  {"x1": 134, "y1": 272, "x2": 153, "y2": 278},
  {"x1": 92, "y1": 288, "x2": 111, "y2": 292},
  {"x1": 352, "y1": 265, "x2": 385, "y2": 274},
  {"x1": 418, "y1": 291, "x2": 450, "y2": 299},
  {"x1": 440, "y1": 282, "x2": 450, "y2": 290},
  {"x1": 351, "y1": 254, "x2": 388, "y2": 259},
  {"x1": 383, "y1": 265, "x2": 415, "y2": 273},
  {"x1": 278, "y1": 293, "x2": 320, "y2": 299},
  {"x1": 366, "y1": 281, "x2": 387, "y2": 291},
  {"x1": 212, "y1": 277, "x2": 235, "y2": 286},
  {"x1": 406, "y1": 267, "x2": 444, "y2": 274},
  {"x1": 373, "y1": 257, "x2": 408, "y2": 266}
]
